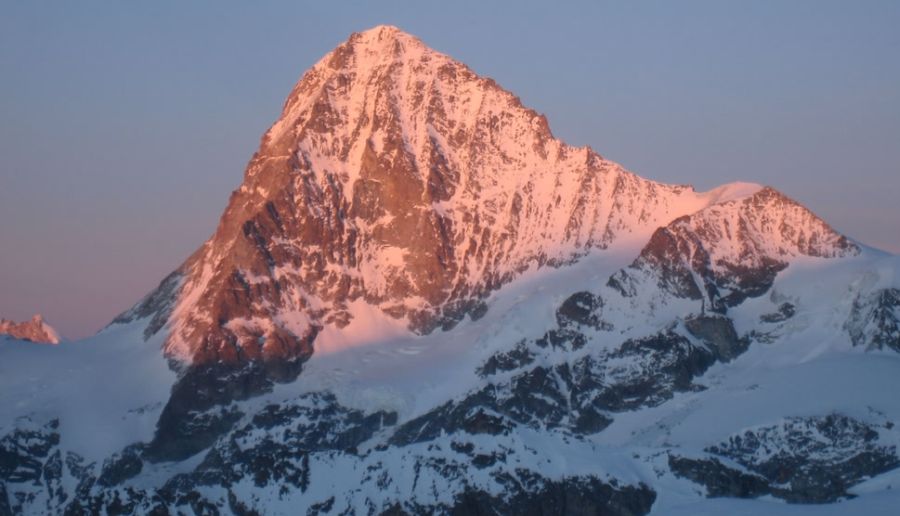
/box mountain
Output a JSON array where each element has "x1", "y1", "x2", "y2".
[
  {"x1": 115, "y1": 25, "x2": 758, "y2": 369},
  {"x1": 1, "y1": 25, "x2": 899, "y2": 515},
  {"x1": 0, "y1": 314, "x2": 60, "y2": 344}
]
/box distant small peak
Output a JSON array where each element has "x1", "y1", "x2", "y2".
[{"x1": 0, "y1": 314, "x2": 61, "y2": 344}]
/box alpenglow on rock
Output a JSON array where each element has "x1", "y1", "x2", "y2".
[
  {"x1": 0, "y1": 314, "x2": 60, "y2": 344},
  {"x1": 114, "y1": 25, "x2": 853, "y2": 373}
]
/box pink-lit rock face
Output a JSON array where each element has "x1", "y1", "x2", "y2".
[
  {"x1": 609, "y1": 187, "x2": 859, "y2": 311},
  {"x1": 0, "y1": 314, "x2": 61, "y2": 344},
  {"x1": 114, "y1": 26, "x2": 855, "y2": 369}
]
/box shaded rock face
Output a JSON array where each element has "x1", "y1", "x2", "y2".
[
  {"x1": 760, "y1": 302, "x2": 795, "y2": 324},
  {"x1": 97, "y1": 445, "x2": 144, "y2": 487},
  {"x1": 684, "y1": 315, "x2": 748, "y2": 362},
  {"x1": 158, "y1": 392, "x2": 398, "y2": 499},
  {"x1": 846, "y1": 288, "x2": 900, "y2": 352},
  {"x1": 670, "y1": 414, "x2": 900, "y2": 503},
  {"x1": 392, "y1": 327, "x2": 718, "y2": 446},
  {"x1": 556, "y1": 291, "x2": 610, "y2": 330},
  {"x1": 445, "y1": 477, "x2": 656, "y2": 516},
  {"x1": 0, "y1": 482, "x2": 10, "y2": 516},
  {"x1": 608, "y1": 188, "x2": 858, "y2": 313},
  {"x1": 0, "y1": 315, "x2": 60, "y2": 344},
  {"x1": 0, "y1": 394, "x2": 656, "y2": 515},
  {"x1": 0, "y1": 419, "x2": 77, "y2": 515},
  {"x1": 668, "y1": 455, "x2": 771, "y2": 499},
  {"x1": 145, "y1": 345, "x2": 314, "y2": 462},
  {"x1": 110, "y1": 271, "x2": 182, "y2": 340}
]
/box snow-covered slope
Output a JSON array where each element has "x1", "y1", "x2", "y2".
[{"x1": 2, "y1": 25, "x2": 899, "y2": 516}]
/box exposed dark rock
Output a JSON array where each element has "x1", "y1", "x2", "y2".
[
  {"x1": 146, "y1": 356, "x2": 314, "y2": 462},
  {"x1": 609, "y1": 226, "x2": 705, "y2": 301},
  {"x1": 159, "y1": 392, "x2": 397, "y2": 496},
  {"x1": 846, "y1": 288, "x2": 900, "y2": 352},
  {"x1": 306, "y1": 496, "x2": 335, "y2": 516},
  {"x1": 536, "y1": 327, "x2": 588, "y2": 351},
  {"x1": 109, "y1": 270, "x2": 183, "y2": 339},
  {"x1": 448, "y1": 476, "x2": 656, "y2": 516},
  {"x1": 672, "y1": 414, "x2": 900, "y2": 503},
  {"x1": 0, "y1": 482, "x2": 11, "y2": 516},
  {"x1": 394, "y1": 330, "x2": 716, "y2": 445},
  {"x1": 760, "y1": 302, "x2": 796, "y2": 323},
  {"x1": 97, "y1": 444, "x2": 144, "y2": 487},
  {"x1": 668, "y1": 455, "x2": 771, "y2": 499},
  {"x1": 0, "y1": 419, "x2": 107, "y2": 515},
  {"x1": 585, "y1": 332, "x2": 716, "y2": 411},
  {"x1": 460, "y1": 409, "x2": 511, "y2": 436},
  {"x1": 684, "y1": 315, "x2": 748, "y2": 362},
  {"x1": 477, "y1": 340, "x2": 535, "y2": 377},
  {"x1": 0, "y1": 419, "x2": 60, "y2": 484},
  {"x1": 556, "y1": 291, "x2": 610, "y2": 330},
  {"x1": 390, "y1": 392, "x2": 513, "y2": 446},
  {"x1": 450, "y1": 441, "x2": 475, "y2": 455}
]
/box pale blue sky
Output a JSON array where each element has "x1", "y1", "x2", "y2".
[{"x1": 2, "y1": 0, "x2": 898, "y2": 338}]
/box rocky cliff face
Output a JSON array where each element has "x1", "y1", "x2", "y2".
[
  {"x1": 608, "y1": 186, "x2": 858, "y2": 313},
  {"x1": 0, "y1": 315, "x2": 60, "y2": 344},
  {"x1": 846, "y1": 288, "x2": 900, "y2": 352},
  {"x1": 117, "y1": 25, "x2": 766, "y2": 372}
]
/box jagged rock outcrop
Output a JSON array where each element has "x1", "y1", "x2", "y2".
[
  {"x1": 684, "y1": 314, "x2": 748, "y2": 362},
  {"x1": 391, "y1": 327, "x2": 718, "y2": 445},
  {"x1": 0, "y1": 419, "x2": 69, "y2": 515},
  {"x1": 608, "y1": 187, "x2": 858, "y2": 313},
  {"x1": 0, "y1": 315, "x2": 60, "y2": 344},
  {"x1": 0, "y1": 396, "x2": 657, "y2": 515},
  {"x1": 846, "y1": 288, "x2": 900, "y2": 352},
  {"x1": 670, "y1": 414, "x2": 900, "y2": 503}
]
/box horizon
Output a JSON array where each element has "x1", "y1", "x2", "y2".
[{"x1": 2, "y1": 1, "x2": 898, "y2": 339}]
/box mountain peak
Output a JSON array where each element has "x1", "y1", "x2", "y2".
[
  {"x1": 115, "y1": 28, "x2": 857, "y2": 375},
  {"x1": 352, "y1": 24, "x2": 415, "y2": 43},
  {"x1": 0, "y1": 314, "x2": 61, "y2": 344},
  {"x1": 327, "y1": 24, "x2": 427, "y2": 68}
]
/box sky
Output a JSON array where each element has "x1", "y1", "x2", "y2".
[{"x1": 1, "y1": 0, "x2": 898, "y2": 339}]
